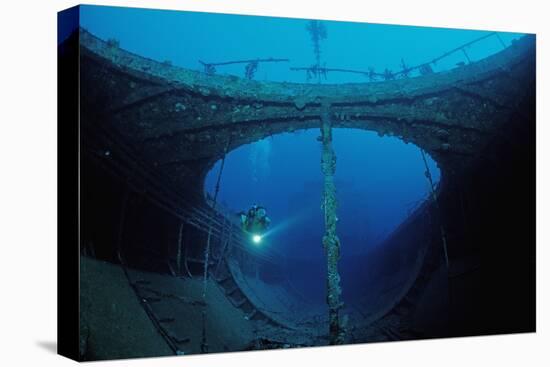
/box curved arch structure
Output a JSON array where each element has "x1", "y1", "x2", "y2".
[
  {"x1": 80, "y1": 29, "x2": 535, "y2": 192},
  {"x1": 75, "y1": 27, "x2": 536, "y2": 345}
]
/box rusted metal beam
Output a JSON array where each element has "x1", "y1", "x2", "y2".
[{"x1": 320, "y1": 101, "x2": 346, "y2": 345}]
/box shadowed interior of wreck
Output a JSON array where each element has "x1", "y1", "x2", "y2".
[{"x1": 60, "y1": 26, "x2": 535, "y2": 359}]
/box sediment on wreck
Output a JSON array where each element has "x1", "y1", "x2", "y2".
[{"x1": 320, "y1": 101, "x2": 346, "y2": 345}]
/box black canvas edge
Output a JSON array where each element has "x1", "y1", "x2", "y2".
[{"x1": 57, "y1": 5, "x2": 81, "y2": 361}]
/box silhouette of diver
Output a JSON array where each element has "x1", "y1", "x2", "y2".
[{"x1": 238, "y1": 204, "x2": 271, "y2": 234}]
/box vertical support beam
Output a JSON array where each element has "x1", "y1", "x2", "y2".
[
  {"x1": 201, "y1": 138, "x2": 230, "y2": 354},
  {"x1": 202, "y1": 139, "x2": 230, "y2": 297},
  {"x1": 214, "y1": 227, "x2": 232, "y2": 278},
  {"x1": 420, "y1": 149, "x2": 450, "y2": 268},
  {"x1": 320, "y1": 101, "x2": 345, "y2": 345}
]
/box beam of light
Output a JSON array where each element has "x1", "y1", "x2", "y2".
[
  {"x1": 264, "y1": 205, "x2": 315, "y2": 237},
  {"x1": 245, "y1": 204, "x2": 318, "y2": 260},
  {"x1": 257, "y1": 205, "x2": 318, "y2": 259}
]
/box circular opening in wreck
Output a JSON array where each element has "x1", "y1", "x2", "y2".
[{"x1": 204, "y1": 128, "x2": 440, "y2": 324}]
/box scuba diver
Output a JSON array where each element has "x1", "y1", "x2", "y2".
[{"x1": 239, "y1": 204, "x2": 271, "y2": 237}]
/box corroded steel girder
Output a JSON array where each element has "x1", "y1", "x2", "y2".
[{"x1": 320, "y1": 101, "x2": 345, "y2": 344}]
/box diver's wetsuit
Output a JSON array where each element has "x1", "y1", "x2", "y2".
[{"x1": 240, "y1": 205, "x2": 270, "y2": 233}]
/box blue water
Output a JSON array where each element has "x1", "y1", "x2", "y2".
[
  {"x1": 205, "y1": 129, "x2": 439, "y2": 256},
  {"x1": 78, "y1": 5, "x2": 524, "y2": 304},
  {"x1": 79, "y1": 5, "x2": 524, "y2": 83},
  {"x1": 204, "y1": 129, "x2": 441, "y2": 302}
]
